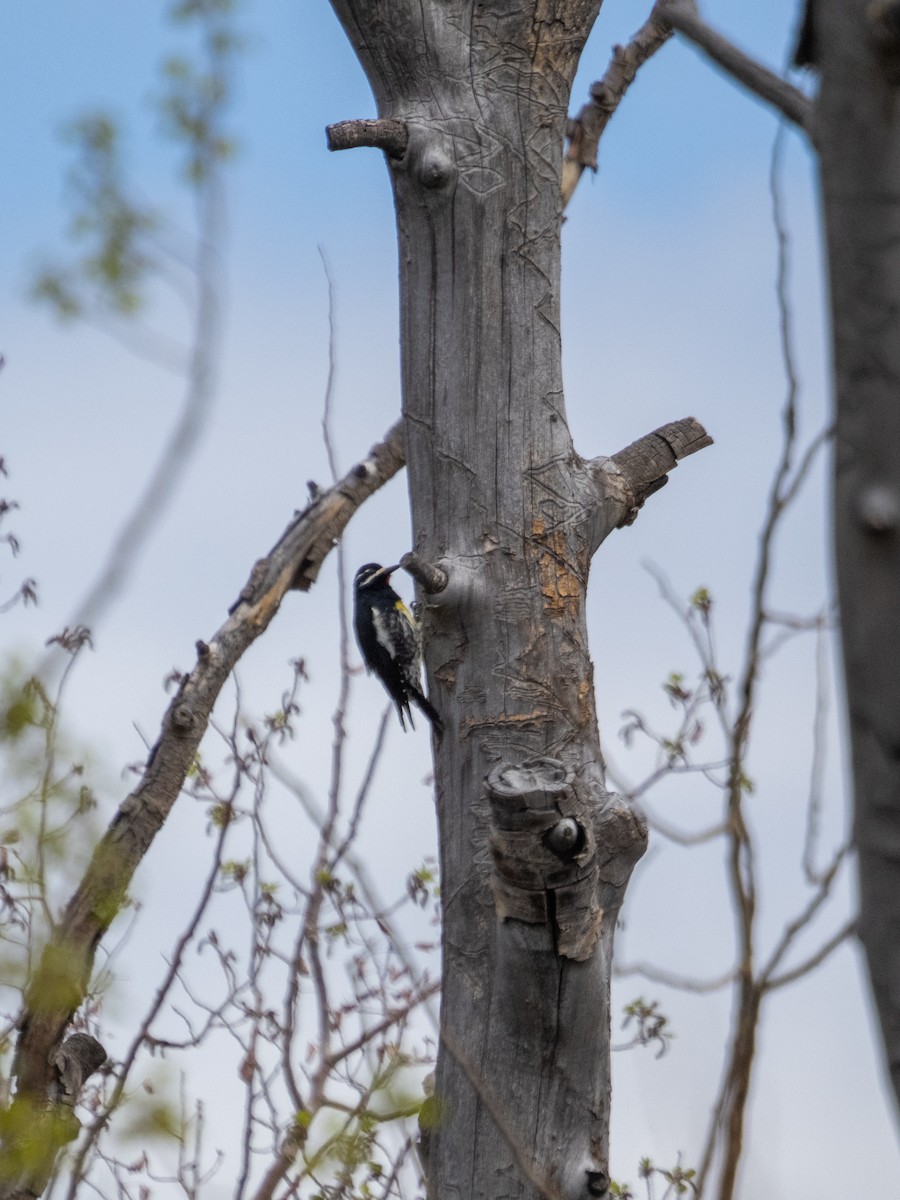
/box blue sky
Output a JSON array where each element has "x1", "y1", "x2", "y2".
[{"x1": 2, "y1": 1, "x2": 899, "y2": 1196}]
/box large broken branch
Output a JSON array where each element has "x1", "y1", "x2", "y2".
[{"x1": 607, "y1": 416, "x2": 713, "y2": 528}]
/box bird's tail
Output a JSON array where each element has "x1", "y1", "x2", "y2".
[{"x1": 410, "y1": 687, "x2": 443, "y2": 738}]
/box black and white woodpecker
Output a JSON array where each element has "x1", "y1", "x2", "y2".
[{"x1": 352, "y1": 562, "x2": 443, "y2": 735}]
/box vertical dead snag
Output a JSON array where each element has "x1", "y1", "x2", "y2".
[{"x1": 326, "y1": 2, "x2": 713, "y2": 1193}]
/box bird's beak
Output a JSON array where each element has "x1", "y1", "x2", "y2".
[{"x1": 380, "y1": 563, "x2": 402, "y2": 578}]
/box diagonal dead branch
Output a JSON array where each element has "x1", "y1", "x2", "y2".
[
  {"x1": 438, "y1": 1026, "x2": 565, "y2": 1200},
  {"x1": 3, "y1": 418, "x2": 406, "y2": 1198},
  {"x1": 563, "y1": 3, "x2": 672, "y2": 208},
  {"x1": 660, "y1": 0, "x2": 814, "y2": 134}
]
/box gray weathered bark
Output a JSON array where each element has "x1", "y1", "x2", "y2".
[
  {"x1": 327, "y1": 3, "x2": 708, "y2": 1196},
  {"x1": 814, "y1": 0, "x2": 900, "y2": 1117}
]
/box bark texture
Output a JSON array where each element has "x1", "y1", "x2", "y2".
[
  {"x1": 328, "y1": 3, "x2": 706, "y2": 1196},
  {"x1": 815, "y1": 0, "x2": 900, "y2": 1116}
]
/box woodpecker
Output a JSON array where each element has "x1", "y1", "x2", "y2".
[{"x1": 353, "y1": 562, "x2": 443, "y2": 735}]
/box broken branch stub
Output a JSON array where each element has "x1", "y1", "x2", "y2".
[
  {"x1": 51, "y1": 1033, "x2": 106, "y2": 1110},
  {"x1": 486, "y1": 757, "x2": 607, "y2": 960},
  {"x1": 399, "y1": 551, "x2": 448, "y2": 594},
  {"x1": 608, "y1": 415, "x2": 713, "y2": 526},
  {"x1": 325, "y1": 118, "x2": 409, "y2": 158}
]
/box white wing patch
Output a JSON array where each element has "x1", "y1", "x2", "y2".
[
  {"x1": 372, "y1": 606, "x2": 395, "y2": 657},
  {"x1": 372, "y1": 600, "x2": 421, "y2": 677}
]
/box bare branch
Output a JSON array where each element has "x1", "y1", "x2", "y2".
[
  {"x1": 615, "y1": 960, "x2": 737, "y2": 994},
  {"x1": 759, "y1": 845, "x2": 849, "y2": 989},
  {"x1": 326, "y1": 119, "x2": 408, "y2": 158},
  {"x1": 322, "y1": 981, "x2": 441, "y2": 1074},
  {"x1": 642, "y1": 811, "x2": 727, "y2": 847},
  {"x1": 268, "y1": 747, "x2": 440, "y2": 1032},
  {"x1": 248, "y1": 1124, "x2": 306, "y2": 1200},
  {"x1": 764, "y1": 919, "x2": 856, "y2": 992},
  {"x1": 62, "y1": 791, "x2": 234, "y2": 1198},
  {"x1": 660, "y1": 0, "x2": 813, "y2": 134},
  {"x1": 563, "y1": 4, "x2": 672, "y2": 208},
  {"x1": 803, "y1": 618, "x2": 834, "y2": 884}
]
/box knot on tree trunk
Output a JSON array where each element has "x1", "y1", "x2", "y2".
[
  {"x1": 52, "y1": 1033, "x2": 107, "y2": 1110},
  {"x1": 486, "y1": 757, "x2": 640, "y2": 961},
  {"x1": 0, "y1": 1033, "x2": 106, "y2": 1198}
]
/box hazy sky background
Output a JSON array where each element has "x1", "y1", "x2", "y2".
[{"x1": 2, "y1": 1, "x2": 899, "y2": 1195}]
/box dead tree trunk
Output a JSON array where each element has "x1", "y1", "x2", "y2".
[
  {"x1": 813, "y1": 0, "x2": 900, "y2": 1116},
  {"x1": 328, "y1": 3, "x2": 709, "y2": 1195}
]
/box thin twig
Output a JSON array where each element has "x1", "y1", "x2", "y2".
[
  {"x1": 267, "y1": 751, "x2": 439, "y2": 1032},
  {"x1": 615, "y1": 960, "x2": 737, "y2": 994},
  {"x1": 759, "y1": 844, "x2": 849, "y2": 988},
  {"x1": 765, "y1": 919, "x2": 856, "y2": 991},
  {"x1": 803, "y1": 618, "x2": 833, "y2": 884}
]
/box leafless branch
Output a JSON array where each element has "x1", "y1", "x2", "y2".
[
  {"x1": 608, "y1": 417, "x2": 713, "y2": 528},
  {"x1": 266, "y1": 750, "x2": 440, "y2": 1032},
  {"x1": 660, "y1": 0, "x2": 813, "y2": 134},
  {"x1": 759, "y1": 844, "x2": 849, "y2": 989},
  {"x1": 4, "y1": 418, "x2": 406, "y2": 1191},
  {"x1": 563, "y1": 3, "x2": 672, "y2": 208},
  {"x1": 638, "y1": 810, "x2": 726, "y2": 847},
  {"x1": 326, "y1": 119, "x2": 409, "y2": 159},
  {"x1": 61, "y1": 798, "x2": 234, "y2": 1200},
  {"x1": 803, "y1": 619, "x2": 833, "y2": 884},
  {"x1": 764, "y1": 919, "x2": 856, "y2": 991},
  {"x1": 615, "y1": 960, "x2": 737, "y2": 994}
]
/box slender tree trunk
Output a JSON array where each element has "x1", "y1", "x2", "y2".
[
  {"x1": 715, "y1": 980, "x2": 761, "y2": 1200},
  {"x1": 815, "y1": 0, "x2": 900, "y2": 1116},
  {"x1": 327, "y1": 3, "x2": 664, "y2": 1196}
]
